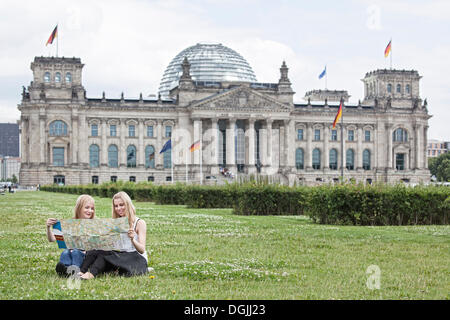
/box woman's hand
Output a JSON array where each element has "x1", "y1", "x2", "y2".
[
  {"x1": 46, "y1": 218, "x2": 58, "y2": 228},
  {"x1": 128, "y1": 228, "x2": 136, "y2": 240}
]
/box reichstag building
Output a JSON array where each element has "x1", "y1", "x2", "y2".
[{"x1": 18, "y1": 43, "x2": 431, "y2": 186}]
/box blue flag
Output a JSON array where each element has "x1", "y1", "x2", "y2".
[
  {"x1": 159, "y1": 139, "x2": 172, "y2": 154},
  {"x1": 318, "y1": 66, "x2": 327, "y2": 79}
]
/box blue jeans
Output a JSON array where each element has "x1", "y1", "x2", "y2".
[{"x1": 59, "y1": 249, "x2": 85, "y2": 267}]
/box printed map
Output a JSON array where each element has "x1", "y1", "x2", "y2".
[{"x1": 53, "y1": 217, "x2": 134, "y2": 251}]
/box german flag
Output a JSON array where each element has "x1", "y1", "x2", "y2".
[
  {"x1": 384, "y1": 40, "x2": 392, "y2": 58},
  {"x1": 46, "y1": 25, "x2": 58, "y2": 46},
  {"x1": 332, "y1": 101, "x2": 343, "y2": 129},
  {"x1": 189, "y1": 140, "x2": 200, "y2": 152}
]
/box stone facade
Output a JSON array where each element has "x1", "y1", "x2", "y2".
[{"x1": 18, "y1": 56, "x2": 431, "y2": 186}]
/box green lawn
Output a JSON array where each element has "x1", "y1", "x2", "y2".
[{"x1": 0, "y1": 191, "x2": 448, "y2": 300}]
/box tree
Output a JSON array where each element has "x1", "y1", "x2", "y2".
[
  {"x1": 429, "y1": 152, "x2": 450, "y2": 182},
  {"x1": 436, "y1": 158, "x2": 450, "y2": 182}
]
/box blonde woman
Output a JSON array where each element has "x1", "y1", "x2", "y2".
[
  {"x1": 79, "y1": 191, "x2": 148, "y2": 279},
  {"x1": 46, "y1": 194, "x2": 95, "y2": 276}
]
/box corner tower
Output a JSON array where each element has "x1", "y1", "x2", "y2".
[{"x1": 361, "y1": 69, "x2": 423, "y2": 110}]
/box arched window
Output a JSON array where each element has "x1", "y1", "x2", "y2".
[
  {"x1": 55, "y1": 72, "x2": 61, "y2": 83},
  {"x1": 312, "y1": 148, "x2": 321, "y2": 170},
  {"x1": 89, "y1": 144, "x2": 100, "y2": 168},
  {"x1": 346, "y1": 149, "x2": 354, "y2": 170},
  {"x1": 44, "y1": 72, "x2": 51, "y2": 83},
  {"x1": 49, "y1": 120, "x2": 68, "y2": 136},
  {"x1": 127, "y1": 145, "x2": 137, "y2": 168},
  {"x1": 363, "y1": 149, "x2": 371, "y2": 170},
  {"x1": 329, "y1": 149, "x2": 338, "y2": 170},
  {"x1": 65, "y1": 72, "x2": 72, "y2": 83},
  {"x1": 387, "y1": 83, "x2": 392, "y2": 93},
  {"x1": 108, "y1": 145, "x2": 118, "y2": 168},
  {"x1": 396, "y1": 84, "x2": 401, "y2": 93},
  {"x1": 393, "y1": 128, "x2": 408, "y2": 142},
  {"x1": 295, "y1": 148, "x2": 304, "y2": 169},
  {"x1": 145, "y1": 145, "x2": 155, "y2": 169}
]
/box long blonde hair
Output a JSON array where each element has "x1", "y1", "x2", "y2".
[
  {"x1": 112, "y1": 191, "x2": 136, "y2": 228},
  {"x1": 73, "y1": 194, "x2": 95, "y2": 219}
]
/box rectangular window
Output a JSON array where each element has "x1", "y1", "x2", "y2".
[
  {"x1": 92, "y1": 176, "x2": 99, "y2": 184},
  {"x1": 331, "y1": 130, "x2": 337, "y2": 141},
  {"x1": 396, "y1": 153, "x2": 405, "y2": 170},
  {"x1": 110, "y1": 176, "x2": 117, "y2": 182},
  {"x1": 129, "y1": 176, "x2": 136, "y2": 182},
  {"x1": 91, "y1": 124, "x2": 98, "y2": 137},
  {"x1": 165, "y1": 126, "x2": 172, "y2": 138},
  {"x1": 148, "y1": 176, "x2": 155, "y2": 182},
  {"x1": 314, "y1": 129, "x2": 320, "y2": 141},
  {"x1": 110, "y1": 125, "x2": 117, "y2": 137},
  {"x1": 297, "y1": 129, "x2": 304, "y2": 141},
  {"x1": 365, "y1": 130, "x2": 371, "y2": 142},
  {"x1": 147, "y1": 125, "x2": 154, "y2": 137},
  {"x1": 129, "y1": 125, "x2": 135, "y2": 137},
  {"x1": 53, "y1": 147, "x2": 64, "y2": 166},
  {"x1": 348, "y1": 130, "x2": 354, "y2": 141}
]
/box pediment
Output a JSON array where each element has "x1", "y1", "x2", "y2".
[{"x1": 189, "y1": 86, "x2": 290, "y2": 111}]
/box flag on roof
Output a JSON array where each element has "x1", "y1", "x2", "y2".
[
  {"x1": 384, "y1": 40, "x2": 392, "y2": 58},
  {"x1": 46, "y1": 25, "x2": 58, "y2": 46},
  {"x1": 318, "y1": 66, "x2": 327, "y2": 79}
]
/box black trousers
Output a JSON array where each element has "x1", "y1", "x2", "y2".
[{"x1": 80, "y1": 250, "x2": 116, "y2": 276}]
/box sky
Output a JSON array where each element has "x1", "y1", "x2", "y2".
[{"x1": 0, "y1": 0, "x2": 449, "y2": 140}]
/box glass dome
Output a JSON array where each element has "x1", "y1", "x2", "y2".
[{"x1": 158, "y1": 42, "x2": 257, "y2": 98}]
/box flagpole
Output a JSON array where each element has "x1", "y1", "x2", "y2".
[
  {"x1": 340, "y1": 99, "x2": 344, "y2": 179},
  {"x1": 200, "y1": 139, "x2": 203, "y2": 185},
  {"x1": 186, "y1": 149, "x2": 188, "y2": 184},
  {"x1": 56, "y1": 23, "x2": 59, "y2": 57},
  {"x1": 171, "y1": 144, "x2": 174, "y2": 184},
  {"x1": 325, "y1": 65, "x2": 328, "y2": 90},
  {"x1": 390, "y1": 38, "x2": 392, "y2": 70}
]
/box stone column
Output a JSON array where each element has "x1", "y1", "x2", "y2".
[
  {"x1": 226, "y1": 118, "x2": 236, "y2": 168},
  {"x1": 120, "y1": 119, "x2": 127, "y2": 167},
  {"x1": 71, "y1": 115, "x2": 78, "y2": 165},
  {"x1": 248, "y1": 119, "x2": 256, "y2": 166},
  {"x1": 306, "y1": 123, "x2": 312, "y2": 170},
  {"x1": 323, "y1": 124, "x2": 329, "y2": 170},
  {"x1": 20, "y1": 116, "x2": 28, "y2": 164},
  {"x1": 39, "y1": 114, "x2": 46, "y2": 165},
  {"x1": 423, "y1": 125, "x2": 428, "y2": 169},
  {"x1": 386, "y1": 124, "x2": 393, "y2": 169},
  {"x1": 357, "y1": 125, "x2": 363, "y2": 170},
  {"x1": 156, "y1": 119, "x2": 163, "y2": 168},
  {"x1": 260, "y1": 121, "x2": 267, "y2": 167},
  {"x1": 193, "y1": 119, "x2": 203, "y2": 165},
  {"x1": 79, "y1": 114, "x2": 88, "y2": 166},
  {"x1": 138, "y1": 119, "x2": 144, "y2": 168},
  {"x1": 266, "y1": 119, "x2": 273, "y2": 168},
  {"x1": 211, "y1": 118, "x2": 219, "y2": 166},
  {"x1": 414, "y1": 124, "x2": 421, "y2": 169},
  {"x1": 101, "y1": 119, "x2": 108, "y2": 166}
]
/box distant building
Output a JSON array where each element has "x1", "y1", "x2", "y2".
[
  {"x1": 0, "y1": 156, "x2": 21, "y2": 181},
  {"x1": 427, "y1": 139, "x2": 448, "y2": 158},
  {"x1": 0, "y1": 123, "x2": 20, "y2": 157}
]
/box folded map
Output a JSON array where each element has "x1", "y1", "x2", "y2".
[{"x1": 52, "y1": 217, "x2": 134, "y2": 251}]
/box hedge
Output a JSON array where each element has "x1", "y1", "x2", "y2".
[
  {"x1": 307, "y1": 183, "x2": 449, "y2": 225},
  {"x1": 40, "y1": 182, "x2": 449, "y2": 226}
]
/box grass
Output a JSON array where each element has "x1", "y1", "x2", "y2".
[{"x1": 0, "y1": 191, "x2": 448, "y2": 300}]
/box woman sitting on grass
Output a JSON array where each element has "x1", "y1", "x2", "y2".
[
  {"x1": 79, "y1": 191, "x2": 148, "y2": 280},
  {"x1": 46, "y1": 194, "x2": 95, "y2": 276}
]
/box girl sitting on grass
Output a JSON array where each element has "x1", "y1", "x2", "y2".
[
  {"x1": 46, "y1": 194, "x2": 95, "y2": 276},
  {"x1": 79, "y1": 191, "x2": 148, "y2": 280}
]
